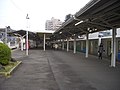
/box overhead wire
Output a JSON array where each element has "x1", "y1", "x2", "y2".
[{"x1": 10, "y1": 0, "x2": 27, "y2": 15}]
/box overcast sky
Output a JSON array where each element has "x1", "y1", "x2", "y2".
[{"x1": 0, "y1": 0, "x2": 90, "y2": 32}]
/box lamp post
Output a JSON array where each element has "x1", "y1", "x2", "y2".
[{"x1": 26, "y1": 14, "x2": 30, "y2": 56}]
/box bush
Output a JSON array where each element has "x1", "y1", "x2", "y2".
[{"x1": 0, "y1": 43, "x2": 11, "y2": 66}]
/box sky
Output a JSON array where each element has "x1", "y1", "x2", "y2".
[{"x1": 0, "y1": 0, "x2": 91, "y2": 32}]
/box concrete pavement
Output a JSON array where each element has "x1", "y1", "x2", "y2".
[
  {"x1": 0, "y1": 49, "x2": 120, "y2": 90},
  {"x1": 0, "y1": 50, "x2": 59, "y2": 90},
  {"x1": 47, "y1": 50, "x2": 120, "y2": 90}
]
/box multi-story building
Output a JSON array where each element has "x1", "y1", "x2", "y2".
[
  {"x1": 45, "y1": 17, "x2": 63, "y2": 31},
  {"x1": 0, "y1": 27, "x2": 18, "y2": 49}
]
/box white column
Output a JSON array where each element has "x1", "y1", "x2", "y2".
[
  {"x1": 20, "y1": 37, "x2": 23, "y2": 51},
  {"x1": 67, "y1": 38, "x2": 69, "y2": 52},
  {"x1": 74, "y1": 37, "x2": 76, "y2": 54},
  {"x1": 26, "y1": 14, "x2": 29, "y2": 56},
  {"x1": 111, "y1": 28, "x2": 116, "y2": 67},
  {"x1": 86, "y1": 33, "x2": 89, "y2": 58},
  {"x1": 43, "y1": 34, "x2": 46, "y2": 51},
  {"x1": 98, "y1": 37, "x2": 101, "y2": 46},
  {"x1": 26, "y1": 31, "x2": 28, "y2": 56},
  {"x1": 62, "y1": 39, "x2": 64, "y2": 50}
]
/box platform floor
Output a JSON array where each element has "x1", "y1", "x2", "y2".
[{"x1": 0, "y1": 50, "x2": 120, "y2": 90}]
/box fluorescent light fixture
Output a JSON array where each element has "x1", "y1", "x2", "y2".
[
  {"x1": 78, "y1": 35, "x2": 84, "y2": 39},
  {"x1": 72, "y1": 34, "x2": 76, "y2": 36},
  {"x1": 75, "y1": 20, "x2": 84, "y2": 26},
  {"x1": 59, "y1": 32, "x2": 62, "y2": 34},
  {"x1": 89, "y1": 30, "x2": 92, "y2": 32},
  {"x1": 87, "y1": 28, "x2": 90, "y2": 30},
  {"x1": 95, "y1": 28, "x2": 97, "y2": 31},
  {"x1": 78, "y1": 36, "x2": 81, "y2": 38}
]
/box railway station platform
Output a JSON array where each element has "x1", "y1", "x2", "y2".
[{"x1": 0, "y1": 49, "x2": 120, "y2": 90}]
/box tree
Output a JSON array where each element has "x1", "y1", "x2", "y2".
[{"x1": 0, "y1": 43, "x2": 11, "y2": 65}]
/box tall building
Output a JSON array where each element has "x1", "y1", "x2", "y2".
[{"x1": 45, "y1": 17, "x2": 63, "y2": 31}]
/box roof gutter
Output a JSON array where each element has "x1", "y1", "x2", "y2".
[{"x1": 75, "y1": 0, "x2": 101, "y2": 17}]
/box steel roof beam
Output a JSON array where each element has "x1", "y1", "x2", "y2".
[
  {"x1": 85, "y1": 21, "x2": 112, "y2": 29},
  {"x1": 90, "y1": 0, "x2": 118, "y2": 15},
  {"x1": 98, "y1": 17, "x2": 114, "y2": 28}
]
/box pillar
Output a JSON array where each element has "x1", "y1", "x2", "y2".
[
  {"x1": 86, "y1": 33, "x2": 89, "y2": 58},
  {"x1": 74, "y1": 37, "x2": 76, "y2": 54},
  {"x1": 67, "y1": 38, "x2": 69, "y2": 52},
  {"x1": 43, "y1": 34, "x2": 46, "y2": 51},
  {"x1": 26, "y1": 31, "x2": 28, "y2": 56},
  {"x1": 111, "y1": 28, "x2": 116, "y2": 67},
  {"x1": 62, "y1": 40, "x2": 65, "y2": 50},
  {"x1": 20, "y1": 37, "x2": 23, "y2": 51},
  {"x1": 98, "y1": 37, "x2": 102, "y2": 46}
]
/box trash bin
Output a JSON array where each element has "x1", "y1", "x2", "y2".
[{"x1": 118, "y1": 51, "x2": 120, "y2": 61}]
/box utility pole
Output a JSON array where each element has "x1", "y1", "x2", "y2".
[{"x1": 26, "y1": 14, "x2": 30, "y2": 56}]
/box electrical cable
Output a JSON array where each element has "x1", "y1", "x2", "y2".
[{"x1": 10, "y1": 0, "x2": 27, "y2": 15}]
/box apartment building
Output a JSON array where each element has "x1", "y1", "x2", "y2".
[{"x1": 45, "y1": 17, "x2": 63, "y2": 31}]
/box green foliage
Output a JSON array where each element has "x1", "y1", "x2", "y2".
[{"x1": 0, "y1": 43, "x2": 11, "y2": 66}]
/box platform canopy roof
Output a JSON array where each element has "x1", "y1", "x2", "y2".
[
  {"x1": 9, "y1": 30, "x2": 40, "y2": 40},
  {"x1": 51, "y1": 0, "x2": 120, "y2": 40},
  {"x1": 36, "y1": 30, "x2": 54, "y2": 41}
]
